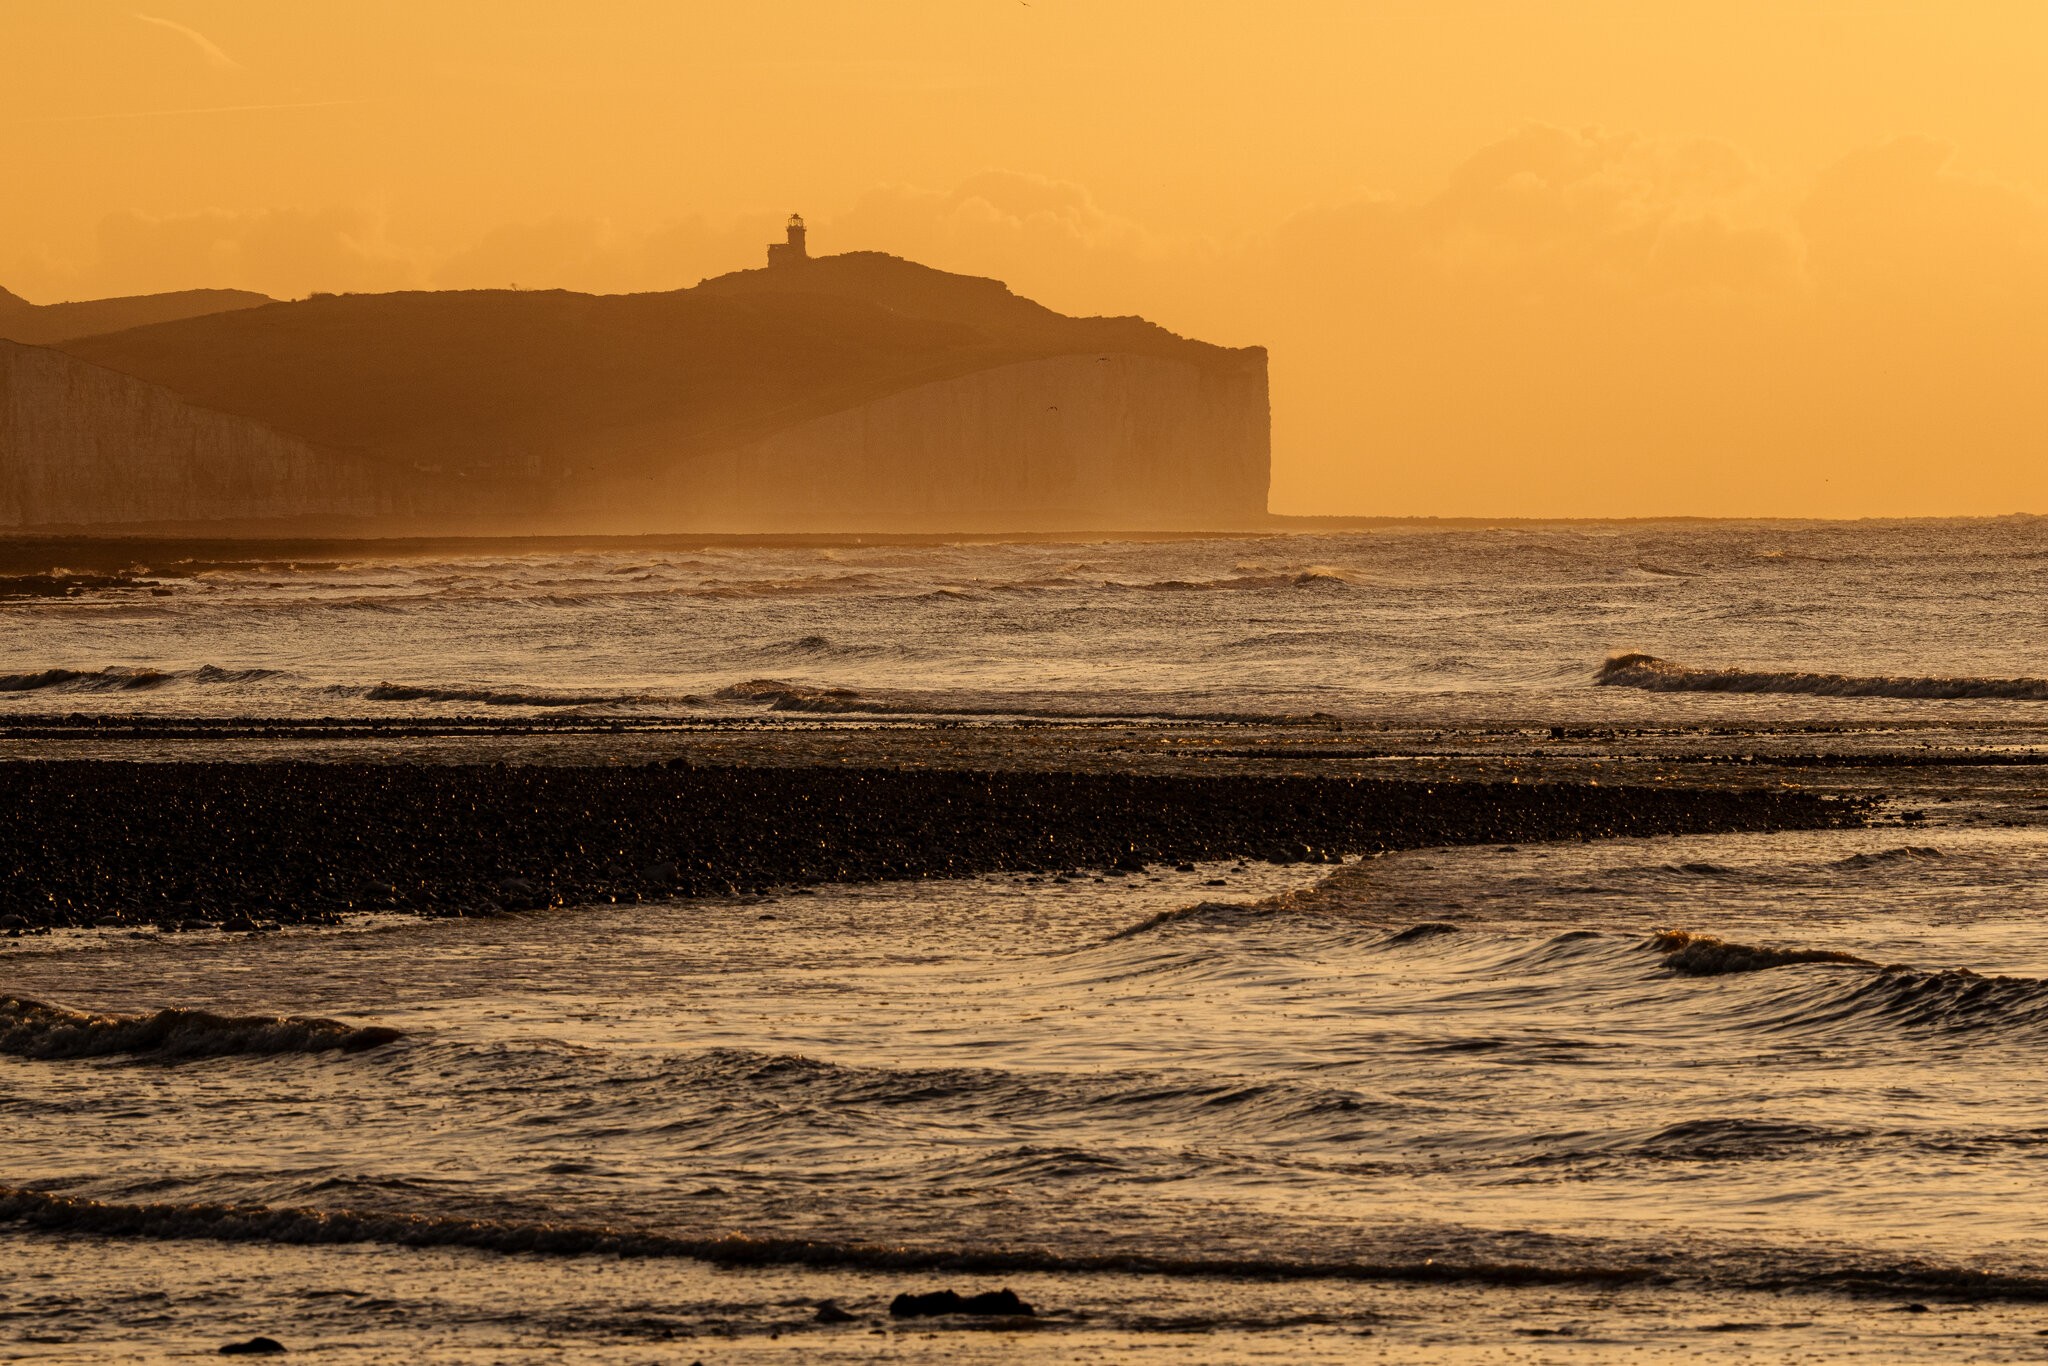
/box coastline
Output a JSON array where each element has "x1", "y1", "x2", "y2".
[{"x1": 3, "y1": 515, "x2": 2036, "y2": 579}]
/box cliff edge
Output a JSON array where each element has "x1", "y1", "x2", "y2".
[
  {"x1": 0, "y1": 285, "x2": 271, "y2": 346},
  {"x1": 11, "y1": 254, "x2": 1269, "y2": 533}
]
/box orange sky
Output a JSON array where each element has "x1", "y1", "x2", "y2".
[{"x1": 7, "y1": 0, "x2": 2048, "y2": 517}]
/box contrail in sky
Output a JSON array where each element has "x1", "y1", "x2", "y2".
[{"x1": 132, "y1": 12, "x2": 242, "y2": 70}]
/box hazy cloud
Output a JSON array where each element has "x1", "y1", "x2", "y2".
[
  {"x1": 1801, "y1": 136, "x2": 2048, "y2": 317},
  {"x1": 431, "y1": 214, "x2": 780, "y2": 294},
  {"x1": 827, "y1": 171, "x2": 1208, "y2": 323},
  {"x1": 94, "y1": 207, "x2": 418, "y2": 298},
  {"x1": 1238, "y1": 124, "x2": 2048, "y2": 511},
  {"x1": 1268, "y1": 124, "x2": 1799, "y2": 313}
]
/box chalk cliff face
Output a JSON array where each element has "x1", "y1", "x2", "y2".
[
  {"x1": 584, "y1": 352, "x2": 1269, "y2": 532},
  {"x1": 9, "y1": 254, "x2": 1271, "y2": 532},
  {"x1": 0, "y1": 341, "x2": 380, "y2": 529}
]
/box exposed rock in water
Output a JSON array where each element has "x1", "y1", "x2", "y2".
[{"x1": 889, "y1": 1288, "x2": 1036, "y2": 1318}]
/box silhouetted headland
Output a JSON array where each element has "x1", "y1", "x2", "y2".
[
  {"x1": 0, "y1": 283, "x2": 270, "y2": 347},
  {"x1": 0, "y1": 235, "x2": 1269, "y2": 535}
]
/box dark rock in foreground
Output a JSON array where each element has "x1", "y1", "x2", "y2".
[
  {"x1": 217, "y1": 1338, "x2": 287, "y2": 1356},
  {"x1": 0, "y1": 761, "x2": 1862, "y2": 932},
  {"x1": 890, "y1": 1288, "x2": 1036, "y2": 1318}
]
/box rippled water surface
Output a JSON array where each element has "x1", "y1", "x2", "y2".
[
  {"x1": 8, "y1": 521, "x2": 2048, "y2": 1359},
  {"x1": 8, "y1": 517, "x2": 2048, "y2": 723}
]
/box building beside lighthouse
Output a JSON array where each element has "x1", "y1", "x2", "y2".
[{"x1": 766, "y1": 213, "x2": 808, "y2": 268}]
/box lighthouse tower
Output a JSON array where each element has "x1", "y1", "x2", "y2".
[{"x1": 766, "y1": 213, "x2": 809, "y2": 268}]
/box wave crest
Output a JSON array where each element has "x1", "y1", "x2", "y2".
[
  {"x1": 1833, "y1": 846, "x2": 1943, "y2": 870},
  {"x1": 0, "y1": 996, "x2": 403, "y2": 1060},
  {"x1": 0, "y1": 667, "x2": 171, "y2": 693},
  {"x1": 1649, "y1": 930, "x2": 1874, "y2": 976},
  {"x1": 1820, "y1": 966, "x2": 2048, "y2": 1035},
  {"x1": 0, "y1": 665, "x2": 287, "y2": 694},
  {"x1": 1596, "y1": 653, "x2": 2048, "y2": 701},
  {"x1": 10, "y1": 1185, "x2": 2048, "y2": 1301},
  {"x1": 0, "y1": 1185, "x2": 1652, "y2": 1286},
  {"x1": 1104, "y1": 901, "x2": 1275, "y2": 941},
  {"x1": 1644, "y1": 934, "x2": 2048, "y2": 1035},
  {"x1": 1385, "y1": 921, "x2": 1465, "y2": 945},
  {"x1": 713, "y1": 678, "x2": 883, "y2": 713},
  {"x1": 1134, "y1": 569, "x2": 1356, "y2": 593},
  {"x1": 335, "y1": 682, "x2": 644, "y2": 708}
]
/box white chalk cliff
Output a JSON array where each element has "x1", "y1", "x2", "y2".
[{"x1": 1, "y1": 341, "x2": 380, "y2": 530}]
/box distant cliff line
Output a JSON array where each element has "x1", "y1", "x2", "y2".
[
  {"x1": 0, "y1": 284, "x2": 270, "y2": 347},
  {"x1": 1, "y1": 253, "x2": 1270, "y2": 534}
]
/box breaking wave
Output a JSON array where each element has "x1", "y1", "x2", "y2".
[
  {"x1": 0, "y1": 667, "x2": 172, "y2": 693},
  {"x1": 1833, "y1": 846, "x2": 1944, "y2": 870},
  {"x1": 9, "y1": 1185, "x2": 2048, "y2": 1301},
  {"x1": 689, "y1": 572, "x2": 888, "y2": 598},
  {"x1": 188, "y1": 665, "x2": 291, "y2": 684},
  {"x1": 1649, "y1": 929, "x2": 1876, "y2": 976},
  {"x1": 1385, "y1": 921, "x2": 1464, "y2": 945},
  {"x1": 1104, "y1": 900, "x2": 1283, "y2": 941},
  {"x1": 1792, "y1": 965, "x2": 2048, "y2": 1036},
  {"x1": 1639, "y1": 932, "x2": 2048, "y2": 1036},
  {"x1": 1528, "y1": 1116, "x2": 1876, "y2": 1165},
  {"x1": 597, "y1": 1047, "x2": 1403, "y2": 1143},
  {"x1": 711, "y1": 677, "x2": 1339, "y2": 725},
  {"x1": 758, "y1": 634, "x2": 918, "y2": 662},
  {"x1": 0, "y1": 665, "x2": 288, "y2": 694},
  {"x1": 1595, "y1": 653, "x2": 2048, "y2": 700},
  {"x1": 0, "y1": 572, "x2": 156, "y2": 599},
  {"x1": 0, "y1": 996, "x2": 403, "y2": 1061},
  {"x1": 713, "y1": 678, "x2": 891, "y2": 714},
  {"x1": 334, "y1": 682, "x2": 651, "y2": 708},
  {"x1": 0, "y1": 1184, "x2": 1652, "y2": 1285},
  {"x1": 1131, "y1": 569, "x2": 1357, "y2": 593},
  {"x1": 710, "y1": 677, "x2": 1126, "y2": 719}
]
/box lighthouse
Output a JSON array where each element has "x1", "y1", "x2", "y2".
[{"x1": 767, "y1": 213, "x2": 809, "y2": 268}]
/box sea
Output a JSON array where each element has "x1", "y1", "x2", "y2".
[{"x1": 7, "y1": 518, "x2": 2048, "y2": 1361}]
